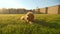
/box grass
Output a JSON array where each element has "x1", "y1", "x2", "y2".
[{"x1": 0, "y1": 14, "x2": 60, "y2": 34}]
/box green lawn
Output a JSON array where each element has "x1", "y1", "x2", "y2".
[{"x1": 0, "y1": 14, "x2": 60, "y2": 34}]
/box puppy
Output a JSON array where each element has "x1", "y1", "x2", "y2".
[{"x1": 21, "y1": 12, "x2": 34, "y2": 24}]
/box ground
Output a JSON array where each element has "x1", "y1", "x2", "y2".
[{"x1": 0, "y1": 14, "x2": 60, "y2": 34}]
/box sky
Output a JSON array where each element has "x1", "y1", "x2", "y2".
[{"x1": 0, "y1": 0, "x2": 60, "y2": 9}]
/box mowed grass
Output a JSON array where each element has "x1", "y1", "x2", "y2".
[{"x1": 0, "y1": 14, "x2": 60, "y2": 34}]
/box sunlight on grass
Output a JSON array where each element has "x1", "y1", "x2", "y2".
[{"x1": 0, "y1": 14, "x2": 60, "y2": 34}]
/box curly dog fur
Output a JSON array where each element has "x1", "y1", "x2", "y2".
[{"x1": 21, "y1": 12, "x2": 34, "y2": 24}]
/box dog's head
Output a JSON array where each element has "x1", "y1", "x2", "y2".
[{"x1": 26, "y1": 12, "x2": 34, "y2": 17}]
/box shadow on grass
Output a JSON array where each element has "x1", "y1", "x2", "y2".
[
  {"x1": 33, "y1": 19, "x2": 60, "y2": 29},
  {"x1": 33, "y1": 19, "x2": 47, "y2": 26}
]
